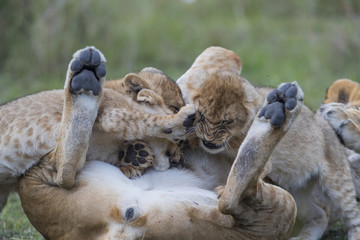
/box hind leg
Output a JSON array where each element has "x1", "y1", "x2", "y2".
[
  {"x1": 46, "y1": 46, "x2": 106, "y2": 189},
  {"x1": 218, "y1": 82, "x2": 303, "y2": 239}
]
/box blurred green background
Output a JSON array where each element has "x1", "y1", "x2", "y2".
[{"x1": 0, "y1": 0, "x2": 359, "y2": 239}]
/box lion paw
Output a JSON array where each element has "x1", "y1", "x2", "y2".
[
  {"x1": 68, "y1": 46, "x2": 106, "y2": 96},
  {"x1": 118, "y1": 141, "x2": 154, "y2": 178},
  {"x1": 166, "y1": 144, "x2": 185, "y2": 168},
  {"x1": 161, "y1": 104, "x2": 196, "y2": 143},
  {"x1": 259, "y1": 82, "x2": 304, "y2": 129}
]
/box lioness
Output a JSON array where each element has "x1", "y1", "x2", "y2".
[
  {"x1": 18, "y1": 71, "x2": 304, "y2": 239},
  {"x1": 177, "y1": 46, "x2": 360, "y2": 240},
  {"x1": 0, "y1": 46, "x2": 194, "y2": 212}
]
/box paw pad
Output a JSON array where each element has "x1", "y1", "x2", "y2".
[
  {"x1": 259, "y1": 82, "x2": 299, "y2": 128},
  {"x1": 70, "y1": 47, "x2": 106, "y2": 96},
  {"x1": 118, "y1": 141, "x2": 154, "y2": 178}
]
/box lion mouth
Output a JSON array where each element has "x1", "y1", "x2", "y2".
[{"x1": 201, "y1": 140, "x2": 224, "y2": 150}]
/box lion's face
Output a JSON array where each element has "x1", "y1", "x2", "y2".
[
  {"x1": 319, "y1": 103, "x2": 349, "y2": 129},
  {"x1": 139, "y1": 67, "x2": 185, "y2": 114},
  {"x1": 191, "y1": 71, "x2": 252, "y2": 154}
]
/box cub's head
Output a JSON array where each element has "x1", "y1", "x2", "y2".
[
  {"x1": 325, "y1": 78, "x2": 360, "y2": 106},
  {"x1": 319, "y1": 103, "x2": 360, "y2": 129},
  {"x1": 138, "y1": 67, "x2": 185, "y2": 113},
  {"x1": 188, "y1": 70, "x2": 259, "y2": 154}
]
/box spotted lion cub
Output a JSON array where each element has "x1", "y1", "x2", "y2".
[
  {"x1": 177, "y1": 46, "x2": 360, "y2": 240},
  {"x1": 0, "y1": 46, "x2": 194, "y2": 212}
]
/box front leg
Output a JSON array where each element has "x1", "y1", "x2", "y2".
[
  {"x1": 96, "y1": 104, "x2": 195, "y2": 143},
  {"x1": 46, "y1": 46, "x2": 106, "y2": 189},
  {"x1": 218, "y1": 82, "x2": 304, "y2": 239}
]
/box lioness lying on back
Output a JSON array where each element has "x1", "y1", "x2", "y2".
[
  {"x1": 19, "y1": 74, "x2": 304, "y2": 239},
  {"x1": 0, "y1": 46, "x2": 194, "y2": 212},
  {"x1": 177, "y1": 47, "x2": 360, "y2": 240}
]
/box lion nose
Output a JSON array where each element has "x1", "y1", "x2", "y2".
[{"x1": 202, "y1": 140, "x2": 222, "y2": 149}]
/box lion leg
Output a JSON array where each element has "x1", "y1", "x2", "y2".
[
  {"x1": 96, "y1": 104, "x2": 195, "y2": 143},
  {"x1": 46, "y1": 46, "x2": 106, "y2": 189},
  {"x1": 218, "y1": 82, "x2": 304, "y2": 239}
]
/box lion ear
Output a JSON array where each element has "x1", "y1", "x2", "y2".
[
  {"x1": 123, "y1": 73, "x2": 151, "y2": 96},
  {"x1": 177, "y1": 70, "x2": 208, "y2": 104},
  {"x1": 137, "y1": 89, "x2": 165, "y2": 106}
]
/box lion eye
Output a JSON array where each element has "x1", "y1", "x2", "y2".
[
  {"x1": 221, "y1": 120, "x2": 234, "y2": 125},
  {"x1": 170, "y1": 106, "x2": 180, "y2": 113}
]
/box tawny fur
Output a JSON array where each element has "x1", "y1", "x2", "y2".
[
  {"x1": 177, "y1": 46, "x2": 360, "y2": 240},
  {"x1": 319, "y1": 79, "x2": 360, "y2": 200},
  {"x1": 18, "y1": 77, "x2": 302, "y2": 240},
  {"x1": 324, "y1": 78, "x2": 360, "y2": 107},
  {"x1": 0, "y1": 47, "x2": 194, "y2": 212}
]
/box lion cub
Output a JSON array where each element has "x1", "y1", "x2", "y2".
[
  {"x1": 177, "y1": 46, "x2": 360, "y2": 240},
  {"x1": 319, "y1": 79, "x2": 360, "y2": 200},
  {"x1": 0, "y1": 46, "x2": 194, "y2": 212}
]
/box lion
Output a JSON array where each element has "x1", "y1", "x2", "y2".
[
  {"x1": 0, "y1": 46, "x2": 195, "y2": 213},
  {"x1": 324, "y1": 78, "x2": 360, "y2": 107},
  {"x1": 321, "y1": 79, "x2": 360, "y2": 153},
  {"x1": 319, "y1": 79, "x2": 360, "y2": 200},
  {"x1": 18, "y1": 69, "x2": 304, "y2": 239},
  {"x1": 177, "y1": 46, "x2": 360, "y2": 240}
]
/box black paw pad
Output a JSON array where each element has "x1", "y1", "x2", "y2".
[
  {"x1": 183, "y1": 113, "x2": 195, "y2": 130},
  {"x1": 260, "y1": 82, "x2": 299, "y2": 128},
  {"x1": 95, "y1": 63, "x2": 106, "y2": 78},
  {"x1": 124, "y1": 145, "x2": 137, "y2": 163},
  {"x1": 70, "y1": 69, "x2": 101, "y2": 95},
  {"x1": 285, "y1": 98, "x2": 297, "y2": 110},
  {"x1": 259, "y1": 102, "x2": 285, "y2": 128},
  {"x1": 135, "y1": 143, "x2": 145, "y2": 150},
  {"x1": 71, "y1": 59, "x2": 83, "y2": 73},
  {"x1": 120, "y1": 143, "x2": 152, "y2": 168},
  {"x1": 80, "y1": 48, "x2": 101, "y2": 66}
]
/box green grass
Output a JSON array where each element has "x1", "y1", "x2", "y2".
[
  {"x1": 0, "y1": 194, "x2": 43, "y2": 240},
  {"x1": 1, "y1": 0, "x2": 360, "y2": 239}
]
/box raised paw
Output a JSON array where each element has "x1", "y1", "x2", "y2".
[
  {"x1": 258, "y1": 81, "x2": 304, "y2": 129},
  {"x1": 67, "y1": 46, "x2": 106, "y2": 96},
  {"x1": 118, "y1": 141, "x2": 154, "y2": 178}
]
